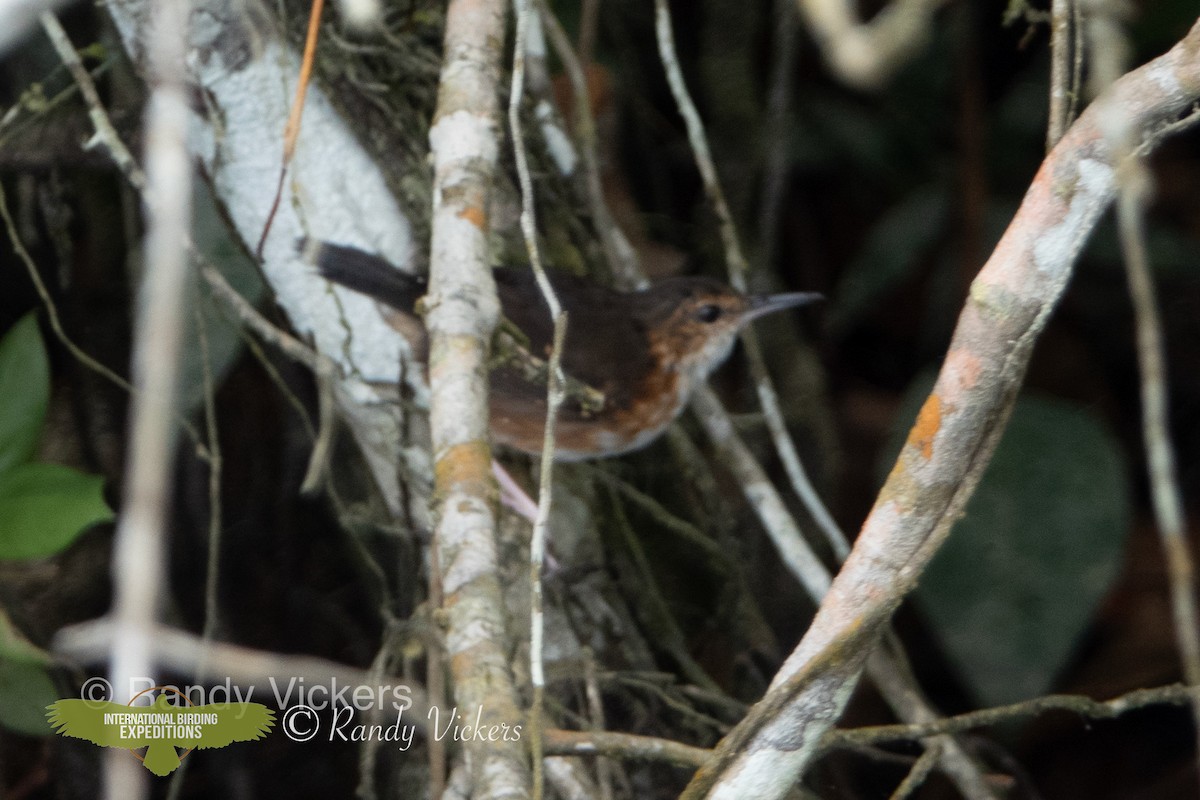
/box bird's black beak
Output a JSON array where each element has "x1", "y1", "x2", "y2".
[{"x1": 743, "y1": 291, "x2": 823, "y2": 323}]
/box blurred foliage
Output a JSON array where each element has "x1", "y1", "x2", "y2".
[
  {"x1": 0, "y1": 313, "x2": 111, "y2": 737},
  {"x1": 0, "y1": 608, "x2": 57, "y2": 736},
  {"x1": 0, "y1": 314, "x2": 111, "y2": 561}
]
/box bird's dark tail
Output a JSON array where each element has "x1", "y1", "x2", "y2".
[{"x1": 301, "y1": 239, "x2": 425, "y2": 313}]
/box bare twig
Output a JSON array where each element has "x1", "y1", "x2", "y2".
[
  {"x1": 102, "y1": 0, "x2": 192, "y2": 797},
  {"x1": 690, "y1": 388, "x2": 832, "y2": 599},
  {"x1": 195, "y1": 308, "x2": 224, "y2": 646},
  {"x1": 1114, "y1": 138, "x2": 1200, "y2": 785},
  {"x1": 258, "y1": 0, "x2": 325, "y2": 257},
  {"x1": 583, "y1": 651, "x2": 616, "y2": 800},
  {"x1": 199, "y1": 265, "x2": 322, "y2": 370},
  {"x1": 509, "y1": 0, "x2": 570, "y2": 794},
  {"x1": 758, "y1": 0, "x2": 800, "y2": 271},
  {"x1": 542, "y1": 728, "x2": 711, "y2": 769},
  {"x1": 39, "y1": 13, "x2": 145, "y2": 188},
  {"x1": 829, "y1": 683, "x2": 1200, "y2": 748},
  {"x1": 889, "y1": 743, "x2": 941, "y2": 800},
  {"x1": 1047, "y1": 0, "x2": 1073, "y2": 149}
]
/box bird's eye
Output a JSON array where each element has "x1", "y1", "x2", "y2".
[{"x1": 695, "y1": 304, "x2": 722, "y2": 323}]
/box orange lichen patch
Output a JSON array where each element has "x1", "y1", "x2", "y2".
[
  {"x1": 457, "y1": 204, "x2": 486, "y2": 229},
  {"x1": 909, "y1": 394, "x2": 942, "y2": 460},
  {"x1": 435, "y1": 440, "x2": 492, "y2": 489}
]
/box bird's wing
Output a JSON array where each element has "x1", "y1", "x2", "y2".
[
  {"x1": 45, "y1": 700, "x2": 152, "y2": 748},
  {"x1": 191, "y1": 704, "x2": 276, "y2": 748}
]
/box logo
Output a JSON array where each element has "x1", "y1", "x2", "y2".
[{"x1": 46, "y1": 686, "x2": 275, "y2": 776}]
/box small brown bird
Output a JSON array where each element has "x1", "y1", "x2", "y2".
[{"x1": 311, "y1": 242, "x2": 820, "y2": 460}]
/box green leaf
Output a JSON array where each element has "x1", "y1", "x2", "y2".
[
  {"x1": 0, "y1": 313, "x2": 49, "y2": 475},
  {"x1": 0, "y1": 657, "x2": 59, "y2": 735},
  {"x1": 0, "y1": 609, "x2": 57, "y2": 736},
  {"x1": 0, "y1": 462, "x2": 113, "y2": 560},
  {"x1": 0, "y1": 608, "x2": 51, "y2": 666},
  {"x1": 883, "y1": 376, "x2": 1131, "y2": 705}
]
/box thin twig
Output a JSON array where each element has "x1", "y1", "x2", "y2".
[
  {"x1": 510, "y1": 0, "x2": 570, "y2": 794},
  {"x1": 1047, "y1": 0, "x2": 1072, "y2": 150},
  {"x1": 1069, "y1": 0, "x2": 1084, "y2": 124},
  {"x1": 542, "y1": 728, "x2": 711, "y2": 769},
  {"x1": 39, "y1": 13, "x2": 145, "y2": 188},
  {"x1": 1115, "y1": 153, "x2": 1200, "y2": 783},
  {"x1": 577, "y1": 0, "x2": 599, "y2": 68},
  {"x1": 257, "y1": 0, "x2": 325, "y2": 257},
  {"x1": 829, "y1": 683, "x2": 1200, "y2": 748},
  {"x1": 199, "y1": 265, "x2": 322, "y2": 370},
  {"x1": 163, "y1": 307, "x2": 224, "y2": 800},
  {"x1": 195, "y1": 308, "x2": 224, "y2": 647},
  {"x1": 582, "y1": 650, "x2": 616, "y2": 800},
  {"x1": 889, "y1": 743, "x2": 942, "y2": 800},
  {"x1": 792, "y1": 0, "x2": 950, "y2": 89}
]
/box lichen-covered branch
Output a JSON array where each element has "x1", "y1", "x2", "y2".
[{"x1": 425, "y1": 0, "x2": 530, "y2": 796}]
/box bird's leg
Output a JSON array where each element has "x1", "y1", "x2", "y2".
[
  {"x1": 492, "y1": 460, "x2": 540, "y2": 522},
  {"x1": 491, "y1": 459, "x2": 560, "y2": 572}
]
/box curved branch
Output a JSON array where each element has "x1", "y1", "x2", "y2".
[
  {"x1": 685, "y1": 17, "x2": 1200, "y2": 800},
  {"x1": 796, "y1": 0, "x2": 952, "y2": 89}
]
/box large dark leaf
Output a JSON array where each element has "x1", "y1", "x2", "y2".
[
  {"x1": 884, "y1": 376, "x2": 1131, "y2": 705},
  {"x1": 0, "y1": 313, "x2": 49, "y2": 476}
]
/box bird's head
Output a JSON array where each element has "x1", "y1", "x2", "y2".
[{"x1": 639, "y1": 278, "x2": 822, "y2": 381}]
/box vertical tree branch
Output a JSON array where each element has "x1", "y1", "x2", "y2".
[
  {"x1": 426, "y1": 0, "x2": 530, "y2": 796},
  {"x1": 103, "y1": 0, "x2": 192, "y2": 798}
]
